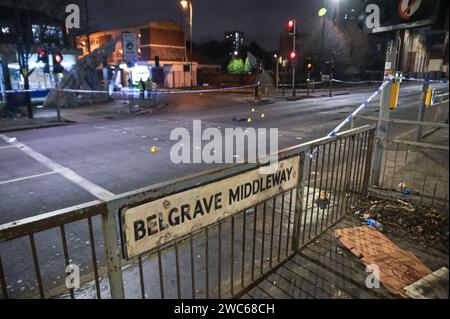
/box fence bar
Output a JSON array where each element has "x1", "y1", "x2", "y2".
[
  {"x1": 60, "y1": 225, "x2": 74, "y2": 299},
  {"x1": 251, "y1": 206, "x2": 257, "y2": 282},
  {"x1": 157, "y1": 249, "x2": 165, "y2": 299},
  {"x1": 241, "y1": 211, "x2": 246, "y2": 288},
  {"x1": 269, "y1": 197, "x2": 276, "y2": 268},
  {"x1": 301, "y1": 153, "x2": 313, "y2": 245},
  {"x1": 326, "y1": 140, "x2": 337, "y2": 225},
  {"x1": 137, "y1": 256, "x2": 145, "y2": 299},
  {"x1": 0, "y1": 256, "x2": 8, "y2": 299},
  {"x1": 101, "y1": 207, "x2": 125, "y2": 299},
  {"x1": 230, "y1": 216, "x2": 235, "y2": 296},
  {"x1": 205, "y1": 228, "x2": 209, "y2": 299},
  {"x1": 260, "y1": 202, "x2": 267, "y2": 274},
  {"x1": 190, "y1": 235, "x2": 196, "y2": 299},
  {"x1": 218, "y1": 222, "x2": 222, "y2": 299},
  {"x1": 277, "y1": 193, "x2": 285, "y2": 262},
  {"x1": 174, "y1": 242, "x2": 181, "y2": 299},
  {"x1": 29, "y1": 234, "x2": 45, "y2": 299},
  {"x1": 87, "y1": 217, "x2": 101, "y2": 299},
  {"x1": 285, "y1": 189, "x2": 293, "y2": 255},
  {"x1": 293, "y1": 152, "x2": 306, "y2": 250}
]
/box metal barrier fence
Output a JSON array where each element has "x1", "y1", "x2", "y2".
[
  {"x1": 352, "y1": 100, "x2": 449, "y2": 211},
  {"x1": 0, "y1": 125, "x2": 376, "y2": 299}
]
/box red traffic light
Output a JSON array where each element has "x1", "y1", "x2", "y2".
[
  {"x1": 54, "y1": 53, "x2": 63, "y2": 64},
  {"x1": 288, "y1": 19, "x2": 296, "y2": 36},
  {"x1": 290, "y1": 51, "x2": 297, "y2": 60}
]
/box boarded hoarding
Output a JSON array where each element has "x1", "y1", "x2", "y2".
[{"x1": 120, "y1": 157, "x2": 299, "y2": 259}]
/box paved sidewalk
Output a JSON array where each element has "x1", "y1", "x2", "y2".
[{"x1": 0, "y1": 98, "x2": 165, "y2": 133}]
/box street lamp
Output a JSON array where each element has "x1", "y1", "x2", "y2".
[{"x1": 180, "y1": 0, "x2": 193, "y2": 88}]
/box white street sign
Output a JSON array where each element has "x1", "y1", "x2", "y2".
[
  {"x1": 122, "y1": 32, "x2": 138, "y2": 64},
  {"x1": 120, "y1": 157, "x2": 300, "y2": 259}
]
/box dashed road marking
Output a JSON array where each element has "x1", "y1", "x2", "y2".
[
  {"x1": 0, "y1": 171, "x2": 57, "y2": 186},
  {"x1": 0, "y1": 134, "x2": 115, "y2": 201}
]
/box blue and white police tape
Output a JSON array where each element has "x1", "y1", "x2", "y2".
[
  {"x1": 3, "y1": 88, "x2": 50, "y2": 93},
  {"x1": 308, "y1": 77, "x2": 393, "y2": 158},
  {"x1": 155, "y1": 84, "x2": 256, "y2": 94},
  {"x1": 332, "y1": 79, "x2": 383, "y2": 84},
  {"x1": 401, "y1": 77, "x2": 449, "y2": 84}
]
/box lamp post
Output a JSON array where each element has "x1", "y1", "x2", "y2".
[{"x1": 180, "y1": 0, "x2": 193, "y2": 88}]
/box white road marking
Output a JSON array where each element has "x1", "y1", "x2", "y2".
[
  {"x1": 0, "y1": 145, "x2": 15, "y2": 150},
  {"x1": 0, "y1": 171, "x2": 57, "y2": 186},
  {"x1": 0, "y1": 134, "x2": 115, "y2": 201}
]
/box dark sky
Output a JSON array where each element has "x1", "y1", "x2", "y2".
[{"x1": 86, "y1": 0, "x2": 331, "y2": 51}]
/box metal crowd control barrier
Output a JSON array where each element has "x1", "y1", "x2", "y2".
[{"x1": 0, "y1": 125, "x2": 376, "y2": 299}]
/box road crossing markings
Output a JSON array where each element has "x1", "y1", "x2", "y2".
[
  {"x1": 0, "y1": 134, "x2": 115, "y2": 201},
  {"x1": 0, "y1": 171, "x2": 57, "y2": 186}
]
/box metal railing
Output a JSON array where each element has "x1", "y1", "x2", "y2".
[
  {"x1": 351, "y1": 100, "x2": 449, "y2": 210},
  {"x1": 0, "y1": 124, "x2": 376, "y2": 299}
]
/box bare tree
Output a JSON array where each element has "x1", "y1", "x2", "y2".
[{"x1": 1, "y1": 0, "x2": 67, "y2": 118}]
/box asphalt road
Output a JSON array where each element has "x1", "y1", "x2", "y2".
[{"x1": 0, "y1": 81, "x2": 447, "y2": 298}]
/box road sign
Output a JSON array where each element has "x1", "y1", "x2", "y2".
[
  {"x1": 321, "y1": 74, "x2": 331, "y2": 82},
  {"x1": 120, "y1": 157, "x2": 299, "y2": 259},
  {"x1": 121, "y1": 32, "x2": 138, "y2": 64},
  {"x1": 363, "y1": 0, "x2": 443, "y2": 34}
]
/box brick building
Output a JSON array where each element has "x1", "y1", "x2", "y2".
[{"x1": 76, "y1": 21, "x2": 197, "y2": 88}]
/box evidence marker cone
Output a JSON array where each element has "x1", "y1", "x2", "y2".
[{"x1": 151, "y1": 146, "x2": 159, "y2": 153}]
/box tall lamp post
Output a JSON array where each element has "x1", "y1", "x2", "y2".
[{"x1": 180, "y1": 0, "x2": 193, "y2": 88}]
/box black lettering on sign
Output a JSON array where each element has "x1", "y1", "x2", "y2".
[
  {"x1": 168, "y1": 207, "x2": 180, "y2": 226},
  {"x1": 134, "y1": 220, "x2": 146, "y2": 241},
  {"x1": 181, "y1": 204, "x2": 191, "y2": 223},
  {"x1": 215, "y1": 192, "x2": 222, "y2": 210},
  {"x1": 147, "y1": 214, "x2": 158, "y2": 236}
]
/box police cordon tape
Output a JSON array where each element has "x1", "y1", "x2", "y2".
[
  {"x1": 308, "y1": 77, "x2": 394, "y2": 157},
  {"x1": 401, "y1": 77, "x2": 449, "y2": 84},
  {"x1": 2, "y1": 85, "x2": 256, "y2": 96},
  {"x1": 332, "y1": 79, "x2": 383, "y2": 84}
]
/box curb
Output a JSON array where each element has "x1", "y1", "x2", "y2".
[{"x1": 0, "y1": 120, "x2": 74, "y2": 133}]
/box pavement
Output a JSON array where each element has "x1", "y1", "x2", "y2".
[
  {"x1": 0, "y1": 82, "x2": 448, "y2": 298},
  {"x1": 0, "y1": 98, "x2": 165, "y2": 133}
]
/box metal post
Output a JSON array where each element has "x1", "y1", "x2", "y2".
[
  {"x1": 189, "y1": 1, "x2": 193, "y2": 88},
  {"x1": 329, "y1": 72, "x2": 333, "y2": 97},
  {"x1": 275, "y1": 59, "x2": 279, "y2": 92},
  {"x1": 102, "y1": 205, "x2": 125, "y2": 299},
  {"x1": 307, "y1": 71, "x2": 311, "y2": 97},
  {"x1": 55, "y1": 75, "x2": 61, "y2": 122},
  {"x1": 292, "y1": 152, "x2": 306, "y2": 252},
  {"x1": 292, "y1": 35, "x2": 296, "y2": 97},
  {"x1": 372, "y1": 31, "x2": 400, "y2": 186},
  {"x1": 415, "y1": 81, "x2": 429, "y2": 141}
]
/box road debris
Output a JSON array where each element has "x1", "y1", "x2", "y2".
[{"x1": 355, "y1": 199, "x2": 449, "y2": 252}]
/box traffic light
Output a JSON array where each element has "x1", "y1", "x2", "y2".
[
  {"x1": 36, "y1": 49, "x2": 50, "y2": 73},
  {"x1": 52, "y1": 53, "x2": 64, "y2": 74},
  {"x1": 307, "y1": 63, "x2": 313, "y2": 72},
  {"x1": 288, "y1": 20, "x2": 296, "y2": 36},
  {"x1": 290, "y1": 51, "x2": 297, "y2": 61}
]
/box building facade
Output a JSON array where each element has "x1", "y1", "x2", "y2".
[{"x1": 76, "y1": 21, "x2": 197, "y2": 88}]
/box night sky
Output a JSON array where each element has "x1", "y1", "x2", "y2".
[{"x1": 86, "y1": 0, "x2": 337, "y2": 51}]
